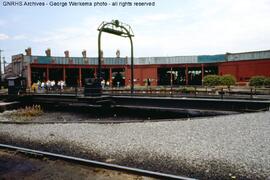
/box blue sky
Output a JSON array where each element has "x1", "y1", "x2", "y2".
[{"x1": 1, "y1": 0, "x2": 270, "y2": 62}]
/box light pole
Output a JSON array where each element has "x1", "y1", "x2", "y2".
[
  {"x1": 0, "y1": 49, "x2": 3, "y2": 82},
  {"x1": 97, "y1": 20, "x2": 135, "y2": 94},
  {"x1": 3, "y1": 57, "x2": 6, "y2": 74}
]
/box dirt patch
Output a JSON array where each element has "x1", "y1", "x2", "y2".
[{"x1": 0, "y1": 148, "x2": 153, "y2": 180}]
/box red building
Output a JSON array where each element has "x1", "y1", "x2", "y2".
[{"x1": 7, "y1": 48, "x2": 270, "y2": 88}]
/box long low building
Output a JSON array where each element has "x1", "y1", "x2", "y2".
[{"x1": 8, "y1": 48, "x2": 270, "y2": 88}]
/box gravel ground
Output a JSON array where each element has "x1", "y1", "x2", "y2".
[{"x1": 0, "y1": 111, "x2": 269, "y2": 179}]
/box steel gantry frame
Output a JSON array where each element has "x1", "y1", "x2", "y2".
[{"x1": 98, "y1": 20, "x2": 135, "y2": 94}]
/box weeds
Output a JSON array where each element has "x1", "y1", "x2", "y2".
[{"x1": 6, "y1": 105, "x2": 43, "y2": 121}]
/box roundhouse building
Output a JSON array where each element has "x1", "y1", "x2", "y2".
[{"x1": 9, "y1": 48, "x2": 270, "y2": 88}]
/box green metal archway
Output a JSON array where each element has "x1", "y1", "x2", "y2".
[{"x1": 97, "y1": 20, "x2": 135, "y2": 94}]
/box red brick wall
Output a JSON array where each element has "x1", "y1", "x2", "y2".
[
  {"x1": 125, "y1": 65, "x2": 158, "y2": 86},
  {"x1": 219, "y1": 59, "x2": 270, "y2": 81}
]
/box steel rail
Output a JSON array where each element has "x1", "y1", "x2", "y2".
[
  {"x1": 0, "y1": 143, "x2": 196, "y2": 180},
  {"x1": 0, "y1": 119, "x2": 191, "y2": 125}
]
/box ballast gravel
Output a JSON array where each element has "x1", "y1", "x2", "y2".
[{"x1": 0, "y1": 111, "x2": 269, "y2": 179}]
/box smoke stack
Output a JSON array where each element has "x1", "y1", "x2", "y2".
[
  {"x1": 82, "y1": 50, "x2": 87, "y2": 58},
  {"x1": 25, "y1": 47, "x2": 32, "y2": 56},
  {"x1": 116, "y1": 49, "x2": 120, "y2": 58},
  {"x1": 45, "y1": 48, "x2": 51, "y2": 57},
  {"x1": 64, "y1": 50, "x2": 69, "y2": 58}
]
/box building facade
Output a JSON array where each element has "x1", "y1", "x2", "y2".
[{"x1": 7, "y1": 49, "x2": 270, "y2": 88}]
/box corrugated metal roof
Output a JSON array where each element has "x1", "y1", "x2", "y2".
[
  {"x1": 133, "y1": 56, "x2": 198, "y2": 64},
  {"x1": 25, "y1": 56, "x2": 127, "y2": 65},
  {"x1": 22, "y1": 49, "x2": 270, "y2": 65},
  {"x1": 227, "y1": 50, "x2": 270, "y2": 61},
  {"x1": 198, "y1": 54, "x2": 225, "y2": 63}
]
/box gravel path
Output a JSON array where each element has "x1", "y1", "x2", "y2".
[{"x1": 0, "y1": 111, "x2": 269, "y2": 179}]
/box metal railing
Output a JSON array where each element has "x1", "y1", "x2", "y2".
[{"x1": 26, "y1": 86, "x2": 270, "y2": 100}]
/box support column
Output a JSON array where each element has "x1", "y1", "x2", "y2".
[
  {"x1": 170, "y1": 67, "x2": 173, "y2": 87},
  {"x1": 201, "y1": 64, "x2": 204, "y2": 85},
  {"x1": 28, "y1": 64, "x2": 31, "y2": 88},
  {"x1": 79, "y1": 67, "x2": 82, "y2": 87},
  {"x1": 185, "y1": 64, "x2": 188, "y2": 85},
  {"x1": 46, "y1": 66, "x2": 49, "y2": 81},
  {"x1": 140, "y1": 68, "x2": 143, "y2": 86},
  {"x1": 63, "y1": 67, "x2": 66, "y2": 81},
  {"x1": 94, "y1": 68, "x2": 97, "y2": 78},
  {"x1": 109, "y1": 68, "x2": 112, "y2": 87}
]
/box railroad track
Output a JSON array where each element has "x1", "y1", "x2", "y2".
[
  {"x1": 0, "y1": 143, "x2": 196, "y2": 180},
  {"x1": 0, "y1": 119, "x2": 179, "y2": 124}
]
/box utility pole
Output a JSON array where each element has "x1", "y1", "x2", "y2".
[
  {"x1": 3, "y1": 57, "x2": 6, "y2": 74},
  {"x1": 0, "y1": 49, "x2": 3, "y2": 82}
]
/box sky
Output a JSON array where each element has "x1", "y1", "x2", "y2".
[{"x1": 0, "y1": 0, "x2": 270, "y2": 63}]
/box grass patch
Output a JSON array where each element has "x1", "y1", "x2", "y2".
[{"x1": 4, "y1": 105, "x2": 43, "y2": 121}]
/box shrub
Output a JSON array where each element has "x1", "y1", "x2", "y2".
[
  {"x1": 220, "y1": 74, "x2": 236, "y2": 88},
  {"x1": 203, "y1": 75, "x2": 221, "y2": 87},
  {"x1": 182, "y1": 87, "x2": 195, "y2": 93},
  {"x1": 264, "y1": 77, "x2": 270, "y2": 87},
  {"x1": 249, "y1": 76, "x2": 265, "y2": 87}
]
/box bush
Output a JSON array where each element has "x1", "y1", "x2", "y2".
[
  {"x1": 181, "y1": 87, "x2": 195, "y2": 93},
  {"x1": 203, "y1": 75, "x2": 221, "y2": 87},
  {"x1": 220, "y1": 74, "x2": 236, "y2": 88},
  {"x1": 249, "y1": 76, "x2": 265, "y2": 87},
  {"x1": 264, "y1": 77, "x2": 270, "y2": 87}
]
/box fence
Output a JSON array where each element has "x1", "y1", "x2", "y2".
[{"x1": 27, "y1": 85, "x2": 270, "y2": 100}]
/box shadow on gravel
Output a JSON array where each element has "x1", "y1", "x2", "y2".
[
  {"x1": 37, "y1": 105, "x2": 236, "y2": 122},
  {"x1": 0, "y1": 135, "x2": 261, "y2": 180}
]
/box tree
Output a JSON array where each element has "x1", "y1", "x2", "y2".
[
  {"x1": 203, "y1": 75, "x2": 221, "y2": 87},
  {"x1": 220, "y1": 74, "x2": 236, "y2": 89},
  {"x1": 249, "y1": 76, "x2": 265, "y2": 87}
]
